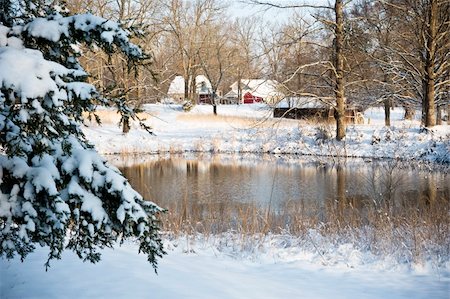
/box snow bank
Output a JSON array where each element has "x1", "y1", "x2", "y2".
[
  {"x1": 83, "y1": 104, "x2": 450, "y2": 164},
  {"x1": 1, "y1": 236, "x2": 448, "y2": 299}
]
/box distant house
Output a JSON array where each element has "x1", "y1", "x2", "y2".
[
  {"x1": 274, "y1": 97, "x2": 364, "y2": 124},
  {"x1": 222, "y1": 89, "x2": 238, "y2": 104},
  {"x1": 167, "y1": 76, "x2": 185, "y2": 102},
  {"x1": 167, "y1": 75, "x2": 214, "y2": 103},
  {"x1": 196, "y1": 75, "x2": 215, "y2": 104},
  {"x1": 225, "y1": 79, "x2": 284, "y2": 104}
]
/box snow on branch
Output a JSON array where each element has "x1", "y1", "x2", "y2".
[
  {"x1": 23, "y1": 13, "x2": 143, "y2": 58},
  {"x1": 246, "y1": 0, "x2": 332, "y2": 10},
  {"x1": 0, "y1": 47, "x2": 87, "y2": 102},
  {"x1": 0, "y1": 8, "x2": 164, "y2": 270}
]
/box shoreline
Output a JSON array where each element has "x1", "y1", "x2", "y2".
[{"x1": 83, "y1": 104, "x2": 450, "y2": 165}]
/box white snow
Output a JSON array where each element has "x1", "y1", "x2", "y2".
[
  {"x1": 0, "y1": 25, "x2": 23, "y2": 48},
  {"x1": 167, "y1": 75, "x2": 213, "y2": 96},
  {"x1": 1, "y1": 237, "x2": 448, "y2": 299},
  {"x1": 82, "y1": 104, "x2": 449, "y2": 164},
  {"x1": 29, "y1": 166, "x2": 58, "y2": 195},
  {"x1": 23, "y1": 13, "x2": 132, "y2": 48},
  {"x1": 167, "y1": 75, "x2": 185, "y2": 95},
  {"x1": 25, "y1": 18, "x2": 69, "y2": 42},
  {"x1": 68, "y1": 178, "x2": 108, "y2": 224},
  {"x1": 9, "y1": 157, "x2": 30, "y2": 178},
  {"x1": 0, "y1": 25, "x2": 9, "y2": 46},
  {"x1": 66, "y1": 82, "x2": 95, "y2": 100},
  {"x1": 1, "y1": 103, "x2": 449, "y2": 298},
  {"x1": 230, "y1": 79, "x2": 283, "y2": 100},
  {"x1": 0, "y1": 46, "x2": 89, "y2": 108}
]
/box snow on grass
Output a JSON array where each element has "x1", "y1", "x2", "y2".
[
  {"x1": 83, "y1": 104, "x2": 450, "y2": 164},
  {"x1": 1, "y1": 235, "x2": 449, "y2": 299}
]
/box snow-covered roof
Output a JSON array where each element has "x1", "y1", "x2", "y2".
[
  {"x1": 167, "y1": 75, "x2": 212, "y2": 95},
  {"x1": 167, "y1": 76, "x2": 185, "y2": 95},
  {"x1": 224, "y1": 90, "x2": 238, "y2": 98},
  {"x1": 230, "y1": 79, "x2": 282, "y2": 99},
  {"x1": 276, "y1": 97, "x2": 331, "y2": 109}
]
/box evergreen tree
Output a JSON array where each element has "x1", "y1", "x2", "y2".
[{"x1": 0, "y1": 1, "x2": 165, "y2": 270}]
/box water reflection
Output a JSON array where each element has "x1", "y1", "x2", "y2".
[
  {"x1": 116, "y1": 154, "x2": 449, "y2": 213},
  {"x1": 112, "y1": 154, "x2": 449, "y2": 263}
]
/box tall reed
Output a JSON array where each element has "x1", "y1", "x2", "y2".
[{"x1": 159, "y1": 190, "x2": 449, "y2": 265}]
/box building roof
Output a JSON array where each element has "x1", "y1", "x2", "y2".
[
  {"x1": 167, "y1": 75, "x2": 212, "y2": 95},
  {"x1": 167, "y1": 76, "x2": 184, "y2": 95},
  {"x1": 230, "y1": 79, "x2": 282, "y2": 99},
  {"x1": 276, "y1": 97, "x2": 331, "y2": 109},
  {"x1": 224, "y1": 90, "x2": 238, "y2": 98}
]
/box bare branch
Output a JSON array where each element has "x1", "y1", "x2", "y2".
[{"x1": 243, "y1": 0, "x2": 332, "y2": 10}]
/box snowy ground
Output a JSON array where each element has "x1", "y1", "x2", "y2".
[
  {"x1": 83, "y1": 104, "x2": 450, "y2": 164},
  {"x1": 1, "y1": 103, "x2": 449, "y2": 298},
  {"x1": 1, "y1": 237, "x2": 449, "y2": 299}
]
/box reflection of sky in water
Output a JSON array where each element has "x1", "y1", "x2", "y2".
[{"x1": 117, "y1": 155, "x2": 449, "y2": 210}]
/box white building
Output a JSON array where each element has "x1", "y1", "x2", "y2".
[
  {"x1": 225, "y1": 79, "x2": 284, "y2": 104},
  {"x1": 167, "y1": 75, "x2": 213, "y2": 103}
]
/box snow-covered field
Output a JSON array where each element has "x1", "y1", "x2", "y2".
[
  {"x1": 2, "y1": 236, "x2": 449, "y2": 299},
  {"x1": 1, "y1": 103, "x2": 449, "y2": 298},
  {"x1": 84, "y1": 104, "x2": 450, "y2": 164}
]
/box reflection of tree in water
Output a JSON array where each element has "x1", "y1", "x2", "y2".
[
  {"x1": 119, "y1": 157, "x2": 448, "y2": 239},
  {"x1": 116, "y1": 155, "x2": 450, "y2": 266},
  {"x1": 365, "y1": 160, "x2": 407, "y2": 216},
  {"x1": 422, "y1": 175, "x2": 437, "y2": 204}
]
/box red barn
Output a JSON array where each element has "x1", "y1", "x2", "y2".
[
  {"x1": 243, "y1": 92, "x2": 263, "y2": 104},
  {"x1": 225, "y1": 79, "x2": 283, "y2": 104}
]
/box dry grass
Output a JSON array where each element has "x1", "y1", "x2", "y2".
[
  {"x1": 158, "y1": 192, "x2": 449, "y2": 265},
  {"x1": 176, "y1": 113, "x2": 299, "y2": 129},
  {"x1": 83, "y1": 109, "x2": 299, "y2": 131},
  {"x1": 83, "y1": 110, "x2": 155, "y2": 126},
  {"x1": 119, "y1": 157, "x2": 449, "y2": 265}
]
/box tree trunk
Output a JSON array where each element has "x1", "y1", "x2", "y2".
[
  {"x1": 237, "y1": 78, "x2": 241, "y2": 105},
  {"x1": 404, "y1": 105, "x2": 415, "y2": 120},
  {"x1": 122, "y1": 115, "x2": 130, "y2": 134},
  {"x1": 384, "y1": 98, "x2": 391, "y2": 127},
  {"x1": 334, "y1": 0, "x2": 346, "y2": 140},
  {"x1": 336, "y1": 165, "x2": 346, "y2": 221},
  {"x1": 424, "y1": 176, "x2": 437, "y2": 204},
  {"x1": 212, "y1": 91, "x2": 217, "y2": 115},
  {"x1": 436, "y1": 105, "x2": 442, "y2": 125},
  {"x1": 191, "y1": 76, "x2": 197, "y2": 104},
  {"x1": 447, "y1": 103, "x2": 450, "y2": 125},
  {"x1": 424, "y1": 0, "x2": 437, "y2": 127},
  {"x1": 184, "y1": 74, "x2": 189, "y2": 101},
  {"x1": 336, "y1": 165, "x2": 346, "y2": 203}
]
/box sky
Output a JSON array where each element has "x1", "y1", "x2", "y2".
[{"x1": 227, "y1": 0, "x2": 329, "y2": 25}]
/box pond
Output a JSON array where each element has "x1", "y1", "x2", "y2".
[{"x1": 110, "y1": 154, "x2": 449, "y2": 236}]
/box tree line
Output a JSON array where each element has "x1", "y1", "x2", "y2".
[{"x1": 67, "y1": 0, "x2": 449, "y2": 138}]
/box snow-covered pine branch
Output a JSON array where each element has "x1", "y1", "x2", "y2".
[{"x1": 0, "y1": 2, "x2": 164, "y2": 270}]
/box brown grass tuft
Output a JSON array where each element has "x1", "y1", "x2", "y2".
[
  {"x1": 83, "y1": 110, "x2": 155, "y2": 126},
  {"x1": 176, "y1": 113, "x2": 299, "y2": 129}
]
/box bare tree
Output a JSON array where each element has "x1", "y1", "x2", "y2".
[
  {"x1": 248, "y1": 0, "x2": 351, "y2": 140},
  {"x1": 274, "y1": 13, "x2": 320, "y2": 97},
  {"x1": 377, "y1": 0, "x2": 449, "y2": 127},
  {"x1": 197, "y1": 22, "x2": 238, "y2": 114},
  {"x1": 333, "y1": 0, "x2": 346, "y2": 139},
  {"x1": 67, "y1": 0, "x2": 162, "y2": 132},
  {"x1": 227, "y1": 18, "x2": 263, "y2": 103},
  {"x1": 160, "y1": 0, "x2": 224, "y2": 103},
  {"x1": 347, "y1": 0, "x2": 401, "y2": 126},
  {"x1": 258, "y1": 22, "x2": 286, "y2": 82}
]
